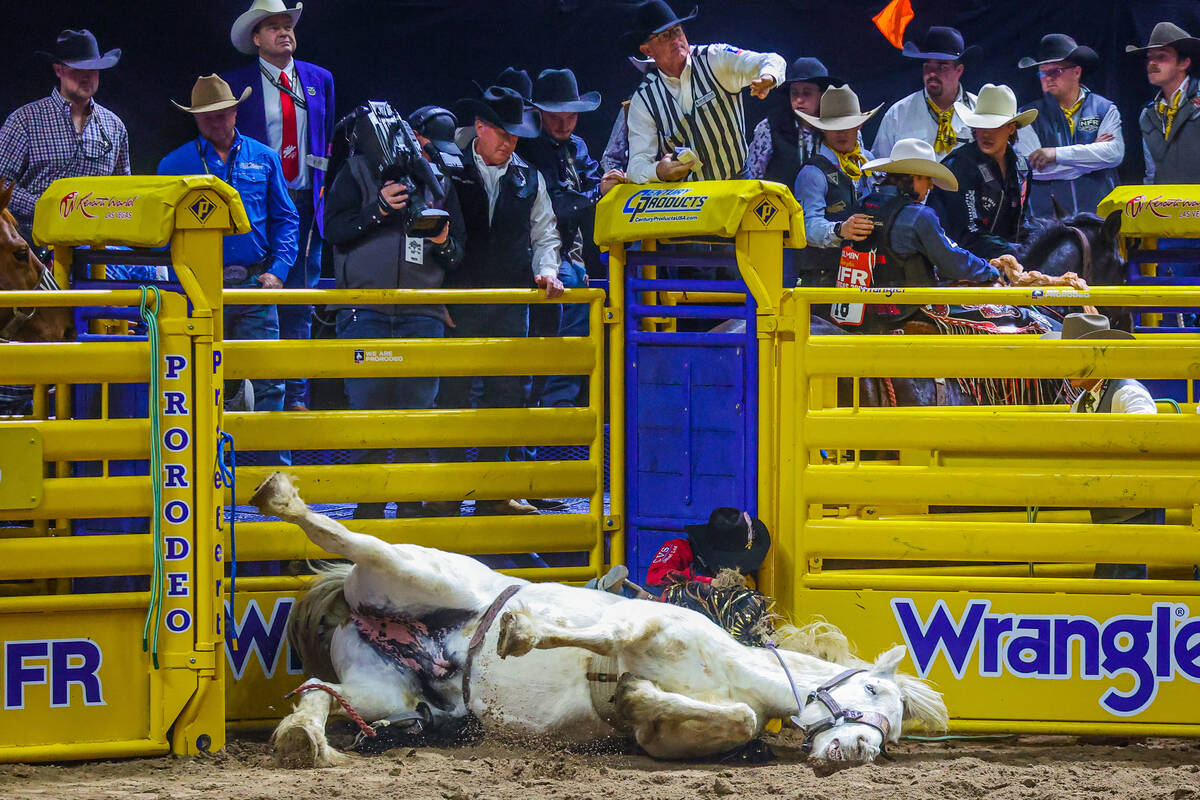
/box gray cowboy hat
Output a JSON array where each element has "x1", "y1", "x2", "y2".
[
  {"x1": 861, "y1": 138, "x2": 958, "y2": 191},
  {"x1": 902, "y1": 26, "x2": 981, "y2": 62},
  {"x1": 1018, "y1": 33, "x2": 1100, "y2": 71},
  {"x1": 1041, "y1": 312, "x2": 1134, "y2": 340},
  {"x1": 172, "y1": 74, "x2": 253, "y2": 114},
  {"x1": 37, "y1": 29, "x2": 121, "y2": 70},
  {"x1": 618, "y1": 0, "x2": 698, "y2": 57},
  {"x1": 532, "y1": 69, "x2": 602, "y2": 113},
  {"x1": 795, "y1": 85, "x2": 882, "y2": 131},
  {"x1": 453, "y1": 86, "x2": 540, "y2": 138},
  {"x1": 1125, "y1": 21, "x2": 1200, "y2": 59}
]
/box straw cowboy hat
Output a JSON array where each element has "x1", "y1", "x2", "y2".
[
  {"x1": 618, "y1": 0, "x2": 698, "y2": 57},
  {"x1": 1041, "y1": 313, "x2": 1134, "y2": 340},
  {"x1": 172, "y1": 75, "x2": 252, "y2": 114},
  {"x1": 861, "y1": 138, "x2": 958, "y2": 190},
  {"x1": 231, "y1": 0, "x2": 303, "y2": 55},
  {"x1": 954, "y1": 83, "x2": 1038, "y2": 130},
  {"x1": 1125, "y1": 21, "x2": 1200, "y2": 59},
  {"x1": 36, "y1": 29, "x2": 121, "y2": 70},
  {"x1": 1018, "y1": 33, "x2": 1100, "y2": 71},
  {"x1": 794, "y1": 85, "x2": 882, "y2": 131},
  {"x1": 453, "y1": 86, "x2": 540, "y2": 138}
]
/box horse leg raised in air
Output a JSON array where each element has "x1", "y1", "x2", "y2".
[{"x1": 252, "y1": 472, "x2": 948, "y2": 773}]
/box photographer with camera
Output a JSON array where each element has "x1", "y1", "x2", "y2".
[
  {"x1": 432, "y1": 85, "x2": 564, "y2": 517},
  {"x1": 324, "y1": 102, "x2": 465, "y2": 520}
]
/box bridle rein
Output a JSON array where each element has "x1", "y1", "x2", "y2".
[{"x1": 0, "y1": 265, "x2": 60, "y2": 342}]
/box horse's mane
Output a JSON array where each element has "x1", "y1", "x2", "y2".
[
  {"x1": 1020, "y1": 212, "x2": 1104, "y2": 267},
  {"x1": 774, "y1": 616, "x2": 948, "y2": 732}
]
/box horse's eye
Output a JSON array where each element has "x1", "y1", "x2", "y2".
[
  {"x1": 865, "y1": 684, "x2": 877, "y2": 695},
  {"x1": 13, "y1": 247, "x2": 29, "y2": 262}
]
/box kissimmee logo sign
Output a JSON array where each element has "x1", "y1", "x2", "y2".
[
  {"x1": 623, "y1": 188, "x2": 708, "y2": 223},
  {"x1": 891, "y1": 599, "x2": 1200, "y2": 716}
]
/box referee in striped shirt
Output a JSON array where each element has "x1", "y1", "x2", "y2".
[{"x1": 619, "y1": 1, "x2": 785, "y2": 183}]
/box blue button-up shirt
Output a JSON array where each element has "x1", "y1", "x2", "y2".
[
  {"x1": 793, "y1": 143, "x2": 875, "y2": 249},
  {"x1": 157, "y1": 131, "x2": 298, "y2": 281},
  {"x1": 873, "y1": 185, "x2": 998, "y2": 284}
]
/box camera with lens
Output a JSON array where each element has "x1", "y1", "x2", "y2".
[{"x1": 337, "y1": 100, "x2": 450, "y2": 238}]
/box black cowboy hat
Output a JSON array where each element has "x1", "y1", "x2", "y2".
[
  {"x1": 532, "y1": 68, "x2": 602, "y2": 113},
  {"x1": 685, "y1": 507, "x2": 771, "y2": 576},
  {"x1": 36, "y1": 29, "x2": 121, "y2": 70},
  {"x1": 409, "y1": 105, "x2": 462, "y2": 156},
  {"x1": 453, "y1": 86, "x2": 540, "y2": 138},
  {"x1": 618, "y1": 0, "x2": 698, "y2": 58},
  {"x1": 473, "y1": 67, "x2": 533, "y2": 110},
  {"x1": 1018, "y1": 34, "x2": 1100, "y2": 71},
  {"x1": 902, "y1": 26, "x2": 981, "y2": 62},
  {"x1": 781, "y1": 56, "x2": 839, "y2": 90},
  {"x1": 1125, "y1": 21, "x2": 1200, "y2": 60}
]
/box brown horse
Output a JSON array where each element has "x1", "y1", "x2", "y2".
[{"x1": 0, "y1": 181, "x2": 75, "y2": 414}]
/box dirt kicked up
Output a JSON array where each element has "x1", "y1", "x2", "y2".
[{"x1": 2, "y1": 731, "x2": 1198, "y2": 800}]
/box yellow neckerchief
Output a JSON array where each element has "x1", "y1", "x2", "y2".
[
  {"x1": 1157, "y1": 79, "x2": 1187, "y2": 140},
  {"x1": 1060, "y1": 91, "x2": 1085, "y2": 135},
  {"x1": 925, "y1": 93, "x2": 958, "y2": 156},
  {"x1": 835, "y1": 145, "x2": 869, "y2": 182}
]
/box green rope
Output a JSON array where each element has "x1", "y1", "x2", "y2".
[
  {"x1": 139, "y1": 286, "x2": 165, "y2": 669},
  {"x1": 1155, "y1": 397, "x2": 1182, "y2": 413}
]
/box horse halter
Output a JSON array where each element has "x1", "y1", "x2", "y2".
[
  {"x1": 0, "y1": 266, "x2": 60, "y2": 342},
  {"x1": 1065, "y1": 225, "x2": 1094, "y2": 280},
  {"x1": 797, "y1": 668, "x2": 894, "y2": 759}
]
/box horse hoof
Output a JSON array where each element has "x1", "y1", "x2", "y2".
[
  {"x1": 273, "y1": 724, "x2": 320, "y2": 769},
  {"x1": 496, "y1": 610, "x2": 535, "y2": 658}
]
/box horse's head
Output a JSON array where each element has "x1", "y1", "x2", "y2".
[
  {"x1": 0, "y1": 182, "x2": 75, "y2": 342},
  {"x1": 803, "y1": 645, "x2": 947, "y2": 775},
  {"x1": 1019, "y1": 211, "x2": 1124, "y2": 287}
]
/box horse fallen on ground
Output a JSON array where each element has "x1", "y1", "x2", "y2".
[{"x1": 250, "y1": 472, "x2": 947, "y2": 773}]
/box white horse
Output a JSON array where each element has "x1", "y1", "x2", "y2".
[{"x1": 251, "y1": 472, "x2": 947, "y2": 772}]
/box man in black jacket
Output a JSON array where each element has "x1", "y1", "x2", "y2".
[
  {"x1": 324, "y1": 103, "x2": 465, "y2": 519},
  {"x1": 928, "y1": 84, "x2": 1036, "y2": 261}
]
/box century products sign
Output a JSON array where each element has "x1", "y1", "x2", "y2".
[{"x1": 891, "y1": 598, "x2": 1200, "y2": 717}]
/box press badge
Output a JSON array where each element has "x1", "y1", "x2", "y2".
[{"x1": 404, "y1": 237, "x2": 424, "y2": 264}]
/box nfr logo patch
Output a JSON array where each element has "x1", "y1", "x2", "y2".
[
  {"x1": 752, "y1": 199, "x2": 778, "y2": 226},
  {"x1": 188, "y1": 194, "x2": 217, "y2": 224}
]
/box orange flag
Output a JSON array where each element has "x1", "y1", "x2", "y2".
[{"x1": 873, "y1": 0, "x2": 915, "y2": 49}]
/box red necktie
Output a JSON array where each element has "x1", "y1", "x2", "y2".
[{"x1": 278, "y1": 71, "x2": 299, "y2": 182}]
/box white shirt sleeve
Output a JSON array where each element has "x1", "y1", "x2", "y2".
[
  {"x1": 871, "y1": 103, "x2": 902, "y2": 158},
  {"x1": 1112, "y1": 383, "x2": 1158, "y2": 414},
  {"x1": 1143, "y1": 131, "x2": 1156, "y2": 184},
  {"x1": 626, "y1": 91, "x2": 662, "y2": 185},
  {"x1": 530, "y1": 172, "x2": 562, "y2": 279},
  {"x1": 1036, "y1": 105, "x2": 1125, "y2": 179},
  {"x1": 704, "y1": 44, "x2": 786, "y2": 93}
]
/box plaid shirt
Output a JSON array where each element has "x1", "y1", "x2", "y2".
[{"x1": 0, "y1": 88, "x2": 130, "y2": 231}]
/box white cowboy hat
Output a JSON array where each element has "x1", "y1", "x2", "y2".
[
  {"x1": 231, "y1": 0, "x2": 303, "y2": 55},
  {"x1": 794, "y1": 85, "x2": 882, "y2": 131},
  {"x1": 171, "y1": 74, "x2": 252, "y2": 114},
  {"x1": 954, "y1": 83, "x2": 1038, "y2": 130},
  {"x1": 860, "y1": 138, "x2": 959, "y2": 191}
]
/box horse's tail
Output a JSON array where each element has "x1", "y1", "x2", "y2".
[
  {"x1": 773, "y1": 616, "x2": 868, "y2": 668},
  {"x1": 287, "y1": 562, "x2": 353, "y2": 682}
]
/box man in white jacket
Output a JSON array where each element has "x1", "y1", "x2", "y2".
[{"x1": 619, "y1": 0, "x2": 785, "y2": 183}]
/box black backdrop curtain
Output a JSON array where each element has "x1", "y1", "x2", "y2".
[{"x1": 5, "y1": 0, "x2": 1200, "y2": 184}]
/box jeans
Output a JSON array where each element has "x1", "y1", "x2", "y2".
[
  {"x1": 436, "y1": 303, "x2": 529, "y2": 463},
  {"x1": 224, "y1": 286, "x2": 289, "y2": 466},
  {"x1": 540, "y1": 259, "x2": 590, "y2": 409},
  {"x1": 279, "y1": 190, "x2": 323, "y2": 408}
]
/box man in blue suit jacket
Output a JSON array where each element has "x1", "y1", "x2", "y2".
[{"x1": 223, "y1": 0, "x2": 335, "y2": 410}]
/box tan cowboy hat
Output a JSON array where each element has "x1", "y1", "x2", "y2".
[
  {"x1": 954, "y1": 83, "x2": 1038, "y2": 130},
  {"x1": 794, "y1": 85, "x2": 882, "y2": 131},
  {"x1": 861, "y1": 138, "x2": 958, "y2": 191},
  {"x1": 231, "y1": 0, "x2": 303, "y2": 55},
  {"x1": 172, "y1": 75, "x2": 252, "y2": 114},
  {"x1": 1125, "y1": 21, "x2": 1200, "y2": 59},
  {"x1": 1040, "y1": 313, "x2": 1134, "y2": 340}
]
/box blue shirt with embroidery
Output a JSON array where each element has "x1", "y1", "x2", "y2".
[
  {"x1": 157, "y1": 131, "x2": 298, "y2": 281},
  {"x1": 873, "y1": 185, "x2": 999, "y2": 284}
]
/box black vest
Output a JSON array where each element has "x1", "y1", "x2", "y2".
[
  {"x1": 762, "y1": 112, "x2": 818, "y2": 187},
  {"x1": 450, "y1": 152, "x2": 538, "y2": 289},
  {"x1": 797, "y1": 154, "x2": 860, "y2": 274}
]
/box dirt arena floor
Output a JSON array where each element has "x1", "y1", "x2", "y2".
[{"x1": 3, "y1": 729, "x2": 1198, "y2": 800}]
